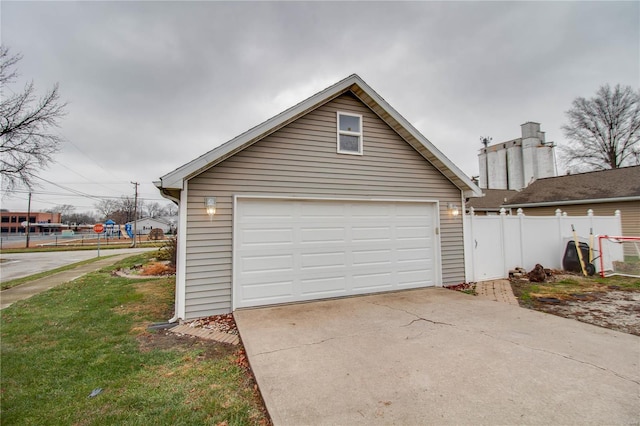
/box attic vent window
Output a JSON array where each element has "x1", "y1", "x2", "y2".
[{"x1": 337, "y1": 111, "x2": 363, "y2": 155}]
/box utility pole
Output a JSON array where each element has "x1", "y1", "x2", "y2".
[
  {"x1": 131, "y1": 181, "x2": 139, "y2": 248},
  {"x1": 25, "y1": 192, "x2": 32, "y2": 248}
]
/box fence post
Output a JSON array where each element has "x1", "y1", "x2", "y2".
[
  {"x1": 614, "y1": 210, "x2": 622, "y2": 235},
  {"x1": 469, "y1": 207, "x2": 476, "y2": 282},
  {"x1": 516, "y1": 208, "x2": 525, "y2": 268},
  {"x1": 499, "y1": 208, "x2": 507, "y2": 278}
]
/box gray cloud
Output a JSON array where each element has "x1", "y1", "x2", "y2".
[{"x1": 2, "y1": 1, "x2": 638, "y2": 212}]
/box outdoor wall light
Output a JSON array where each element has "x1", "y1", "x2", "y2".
[
  {"x1": 205, "y1": 197, "x2": 216, "y2": 219},
  {"x1": 448, "y1": 203, "x2": 460, "y2": 217}
]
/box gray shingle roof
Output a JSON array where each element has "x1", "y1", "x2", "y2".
[
  {"x1": 505, "y1": 166, "x2": 640, "y2": 206},
  {"x1": 466, "y1": 189, "x2": 518, "y2": 210}
]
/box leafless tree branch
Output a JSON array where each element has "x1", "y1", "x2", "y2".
[{"x1": 0, "y1": 45, "x2": 67, "y2": 191}]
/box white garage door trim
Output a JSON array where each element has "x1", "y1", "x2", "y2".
[{"x1": 232, "y1": 195, "x2": 442, "y2": 310}]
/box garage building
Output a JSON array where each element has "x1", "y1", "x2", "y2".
[{"x1": 156, "y1": 74, "x2": 481, "y2": 320}]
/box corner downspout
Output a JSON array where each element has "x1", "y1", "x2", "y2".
[{"x1": 157, "y1": 184, "x2": 183, "y2": 324}]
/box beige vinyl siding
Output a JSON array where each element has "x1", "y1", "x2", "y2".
[
  {"x1": 520, "y1": 201, "x2": 640, "y2": 238},
  {"x1": 184, "y1": 92, "x2": 464, "y2": 319}
]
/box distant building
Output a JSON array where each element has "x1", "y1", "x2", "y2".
[
  {"x1": 1, "y1": 211, "x2": 63, "y2": 234},
  {"x1": 478, "y1": 122, "x2": 557, "y2": 191},
  {"x1": 126, "y1": 216, "x2": 177, "y2": 235}
]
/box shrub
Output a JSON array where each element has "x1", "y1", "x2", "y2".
[{"x1": 157, "y1": 236, "x2": 177, "y2": 267}]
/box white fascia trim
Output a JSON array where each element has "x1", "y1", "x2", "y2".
[
  {"x1": 505, "y1": 196, "x2": 640, "y2": 208},
  {"x1": 349, "y1": 78, "x2": 482, "y2": 198},
  {"x1": 159, "y1": 76, "x2": 359, "y2": 189},
  {"x1": 175, "y1": 181, "x2": 188, "y2": 320},
  {"x1": 233, "y1": 194, "x2": 442, "y2": 204},
  {"x1": 158, "y1": 74, "x2": 481, "y2": 197}
]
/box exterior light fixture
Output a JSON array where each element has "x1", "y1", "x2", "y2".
[
  {"x1": 205, "y1": 197, "x2": 216, "y2": 219},
  {"x1": 448, "y1": 203, "x2": 459, "y2": 217}
]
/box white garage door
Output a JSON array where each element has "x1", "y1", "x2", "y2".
[{"x1": 234, "y1": 198, "x2": 439, "y2": 309}]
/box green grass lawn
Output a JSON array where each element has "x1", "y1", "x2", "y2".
[
  {"x1": 1, "y1": 253, "x2": 268, "y2": 425},
  {"x1": 1, "y1": 256, "x2": 115, "y2": 290}
]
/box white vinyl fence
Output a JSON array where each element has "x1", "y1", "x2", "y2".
[{"x1": 464, "y1": 208, "x2": 622, "y2": 282}]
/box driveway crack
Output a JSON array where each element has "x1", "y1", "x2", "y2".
[
  {"x1": 368, "y1": 301, "x2": 455, "y2": 328},
  {"x1": 251, "y1": 336, "x2": 346, "y2": 356},
  {"x1": 478, "y1": 330, "x2": 640, "y2": 385},
  {"x1": 403, "y1": 317, "x2": 454, "y2": 327}
]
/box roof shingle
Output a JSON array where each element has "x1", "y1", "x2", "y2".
[{"x1": 505, "y1": 166, "x2": 640, "y2": 206}]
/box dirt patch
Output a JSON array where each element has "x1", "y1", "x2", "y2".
[
  {"x1": 533, "y1": 291, "x2": 640, "y2": 336},
  {"x1": 138, "y1": 329, "x2": 237, "y2": 360},
  {"x1": 510, "y1": 271, "x2": 640, "y2": 336}
]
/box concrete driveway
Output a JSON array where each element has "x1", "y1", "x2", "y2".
[{"x1": 234, "y1": 288, "x2": 640, "y2": 425}]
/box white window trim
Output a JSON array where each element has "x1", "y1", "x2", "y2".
[{"x1": 336, "y1": 111, "x2": 363, "y2": 155}]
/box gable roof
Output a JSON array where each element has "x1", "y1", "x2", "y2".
[
  {"x1": 155, "y1": 74, "x2": 481, "y2": 197},
  {"x1": 466, "y1": 189, "x2": 518, "y2": 211},
  {"x1": 127, "y1": 216, "x2": 173, "y2": 226},
  {"x1": 504, "y1": 166, "x2": 640, "y2": 207}
]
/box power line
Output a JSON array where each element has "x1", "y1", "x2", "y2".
[{"x1": 52, "y1": 160, "x2": 125, "y2": 194}]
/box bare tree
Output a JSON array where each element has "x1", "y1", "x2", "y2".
[
  {"x1": 47, "y1": 204, "x2": 75, "y2": 223},
  {"x1": 94, "y1": 199, "x2": 119, "y2": 220},
  {"x1": 112, "y1": 196, "x2": 139, "y2": 223},
  {"x1": 144, "y1": 201, "x2": 163, "y2": 218},
  {"x1": 164, "y1": 203, "x2": 178, "y2": 217},
  {"x1": 65, "y1": 211, "x2": 97, "y2": 225},
  {"x1": 0, "y1": 46, "x2": 67, "y2": 191},
  {"x1": 561, "y1": 84, "x2": 640, "y2": 172}
]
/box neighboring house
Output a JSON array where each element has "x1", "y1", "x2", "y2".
[
  {"x1": 156, "y1": 74, "x2": 481, "y2": 320},
  {"x1": 126, "y1": 216, "x2": 176, "y2": 235},
  {"x1": 503, "y1": 166, "x2": 640, "y2": 238},
  {"x1": 466, "y1": 189, "x2": 518, "y2": 215}
]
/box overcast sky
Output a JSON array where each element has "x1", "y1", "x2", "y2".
[{"x1": 2, "y1": 1, "x2": 638, "y2": 214}]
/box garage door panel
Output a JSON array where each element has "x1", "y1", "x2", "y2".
[
  {"x1": 300, "y1": 251, "x2": 347, "y2": 269},
  {"x1": 300, "y1": 227, "x2": 346, "y2": 244},
  {"x1": 300, "y1": 202, "x2": 346, "y2": 218},
  {"x1": 351, "y1": 202, "x2": 393, "y2": 218},
  {"x1": 351, "y1": 226, "x2": 392, "y2": 242},
  {"x1": 235, "y1": 199, "x2": 438, "y2": 308},
  {"x1": 300, "y1": 276, "x2": 347, "y2": 296},
  {"x1": 397, "y1": 269, "x2": 434, "y2": 286},
  {"x1": 352, "y1": 249, "x2": 393, "y2": 266},
  {"x1": 241, "y1": 280, "x2": 295, "y2": 303},
  {"x1": 352, "y1": 272, "x2": 393, "y2": 291},
  {"x1": 396, "y1": 225, "x2": 432, "y2": 239},
  {"x1": 240, "y1": 254, "x2": 293, "y2": 273},
  {"x1": 241, "y1": 200, "x2": 294, "y2": 219},
  {"x1": 240, "y1": 228, "x2": 294, "y2": 246}
]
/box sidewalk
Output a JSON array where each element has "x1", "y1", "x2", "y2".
[
  {"x1": 475, "y1": 279, "x2": 519, "y2": 305},
  {"x1": 1, "y1": 253, "x2": 134, "y2": 310}
]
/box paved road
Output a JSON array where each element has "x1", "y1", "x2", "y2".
[
  {"x1": 0, "y1": 248, "x2": 155, "y2": 282},
  {"x1": 0, "y1": 253, "x2": 154, "y2": 310}
]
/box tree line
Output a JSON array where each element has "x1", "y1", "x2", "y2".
[{"x1": 48, "y1": 198, "x2": 177, "y2": 225}]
